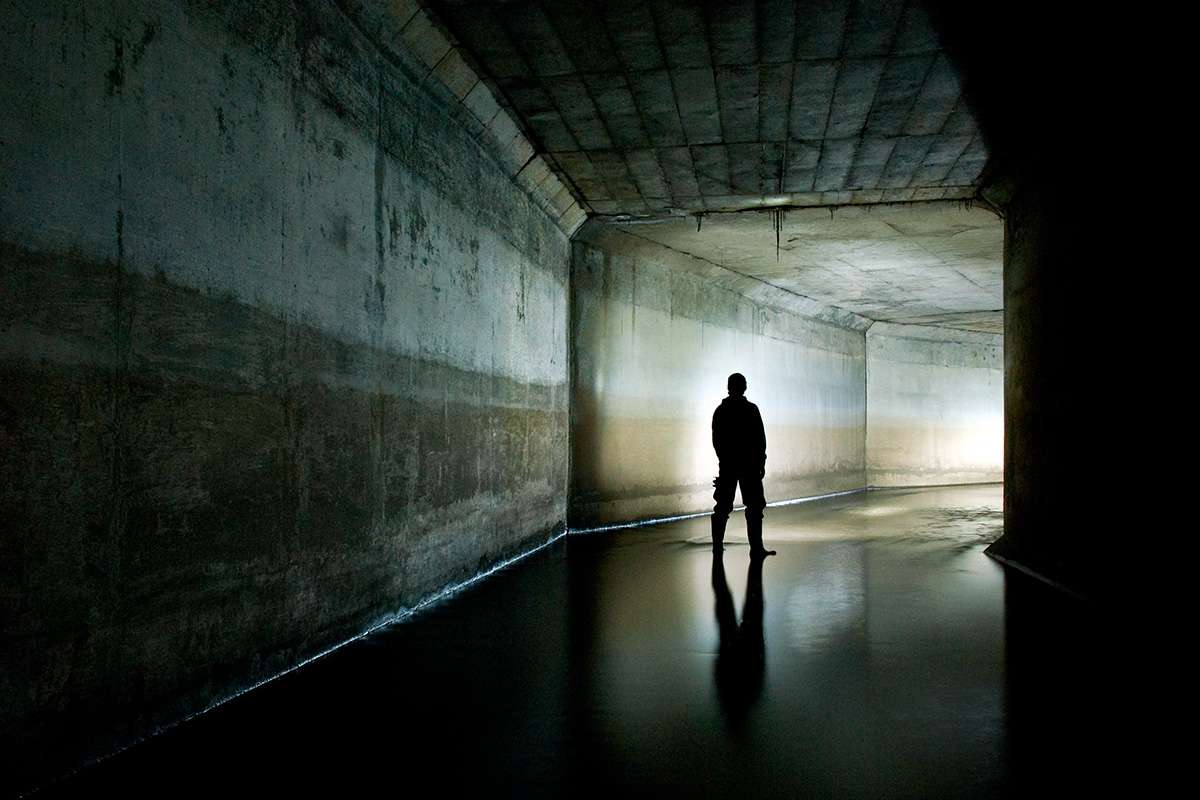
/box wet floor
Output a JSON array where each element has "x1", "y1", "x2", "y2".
[{"x1": 34, "y1": 485, "x2": 1115, "y2": 798}]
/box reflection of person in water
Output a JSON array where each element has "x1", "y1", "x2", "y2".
[
  {"x1": 712, "y1": 550, "x2": 767, "y2": 733},
  {"x1": 711, "y1": 373, "x2": 774, "y2": 555}
]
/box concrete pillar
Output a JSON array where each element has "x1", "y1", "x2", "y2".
[
  {"x1": 983, "y1": 170, "x2": 1087, "y2": 594},
  {"x1": 925, "y1": 0, "x2": 1156, "y2": 602},
  {"x1": 981, "y1": 163, "x2": 1139, "y2": 603}
]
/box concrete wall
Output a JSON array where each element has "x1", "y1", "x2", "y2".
[
  {"x1": 866, "y1": 322, "x2": 1003, "y2": 487},
  {"x1": 1, "y1": 0, "x2": 569, "y2": 788},
  {"x1": 570, "y1": 222, "x2": 868, "y2": 528}
]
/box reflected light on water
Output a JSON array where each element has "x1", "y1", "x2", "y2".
[
  {"x1": 848, "y1": 504, "x2": 908, "y2": 516},
  {"x1": 41, "y1": 486, "x2": 1114, "y2": 800},
  {"x1": 784, "y1": 544, "x2": 865, "y2": 652}
]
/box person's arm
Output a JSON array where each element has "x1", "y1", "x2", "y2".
[
  {"x1": 712, "y1": 407, "x2": 722, "y2": 460},
  {"x1": 755, "y1": 406, "x2": 766, "y2": 476}
]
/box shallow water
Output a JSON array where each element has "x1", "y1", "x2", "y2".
[{"x1": 37, "y1": 485, "x2": 1114, "y2": 798}]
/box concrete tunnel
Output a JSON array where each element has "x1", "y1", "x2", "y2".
[{"x1": 2, "y1": 0, "x2": 1150, "y2": 793}]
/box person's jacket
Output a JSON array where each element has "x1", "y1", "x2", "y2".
[{"x1": 712, "y1": 395, "x2": 766, "y2": 472}]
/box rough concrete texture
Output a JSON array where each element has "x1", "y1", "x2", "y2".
[
  {"x1": 570, "y1": 221, "x2": 866, "y2": 528},
  {"x1": 614, "y1": 201, "x2": 1004, "y2": 334},
  {"x1": 426, "y1": 0, "x2": 987, "y2": 216},
  {"x1": 866, "y1": 322, "x2": 1002, "y2": 486},
  {"x1": 1, "y1": 0, "x2": 568, "y2": 789}
]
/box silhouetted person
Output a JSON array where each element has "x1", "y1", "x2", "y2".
[
  {"x1": 711, "y1": 373, "x2": 774, "y2": 555},
  {"x1": 712, "y1": 550, "x2": 767, "y2": 734}
]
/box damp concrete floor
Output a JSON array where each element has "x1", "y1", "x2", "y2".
[{"x1": 34, "y1": 484, "x2": 1116, "y2": 798}]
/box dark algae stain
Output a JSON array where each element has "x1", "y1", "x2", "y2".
[
  {"x1": 106, "y1": 37, "x2": 124, "y2": 94},
  {"x1": 107, "y1": 21, "x2": 158, "y2": 94},
  {"x1": 130, "y1": 21, "x2": 158, "y2": 65}
]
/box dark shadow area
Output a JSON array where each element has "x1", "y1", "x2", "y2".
[{"x1": 1000, "y1": 567, "x2": 1122, "y2": 796}]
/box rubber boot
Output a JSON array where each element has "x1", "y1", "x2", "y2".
[
  {"x1": 711, "y1": 514, "x2": 728, "y2": 551},
  {"x1": 747, "y1": 514, "x2": 774, "y2": 557}
]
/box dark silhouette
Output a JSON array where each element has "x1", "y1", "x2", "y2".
[
  {"x1": 711, "y1": 373, "x2": 774, "y2": 555},
  {"x1": 712, "y1": 549, "x2": 768, "y2": 734}
]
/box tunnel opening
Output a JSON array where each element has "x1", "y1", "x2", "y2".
[{"x1": 3, "y1": 0, "x2": 1137, "y2": 792}]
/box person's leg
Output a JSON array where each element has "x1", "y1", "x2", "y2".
[
  {"x1": 712, "y1": 471, "x2": 735, "y2": 549},
  {"x1": 740, "y1": 475, "x2": 771, "y2": 554}
]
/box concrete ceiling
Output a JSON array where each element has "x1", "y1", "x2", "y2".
[
  {"x1": 424, "y1": 0, "x2": 1001, "y2": 332},
  {"x1": 615, "y1": 202, "x2": 1001, "y2": 332}
]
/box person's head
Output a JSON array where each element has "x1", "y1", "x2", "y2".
[{"x1": 727, "y1": 373, "x2": 747, "y2": 396}]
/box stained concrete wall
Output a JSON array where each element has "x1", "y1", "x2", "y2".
[
  {"x1": 570, "y1": 222, "x2": 867, "y2": 528},
  {"x1": 866, "y1": 323, "x2": 1003, "y2": 487},
  {"x1": 1, "y1": 0, "x2": 568, "y2": 789}
]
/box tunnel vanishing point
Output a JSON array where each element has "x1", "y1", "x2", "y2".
[{"x1": 2, "y1": 0, "x2": 1154, "y2": 793}]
